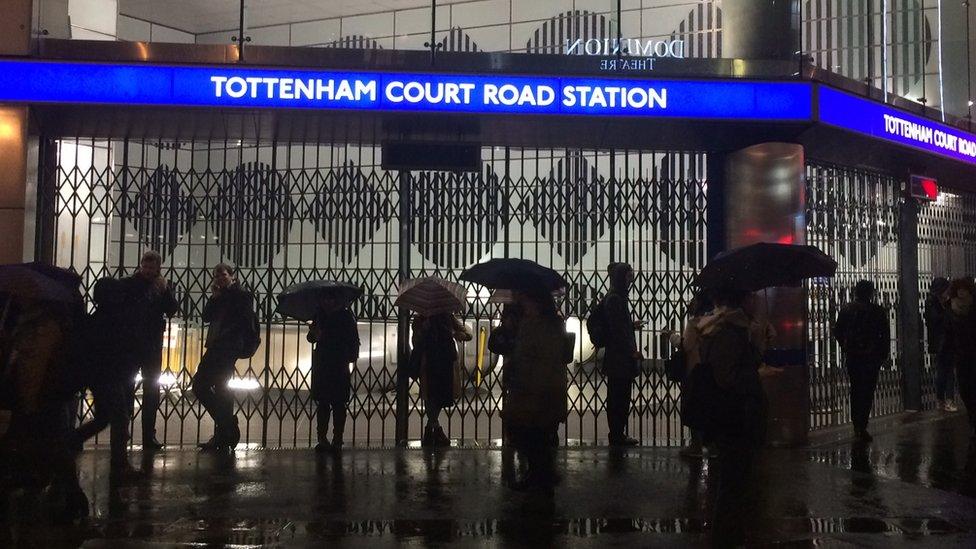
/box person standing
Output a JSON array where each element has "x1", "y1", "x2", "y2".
[
  {"x1": 412, "y1": 313, "x2": 472, "y2": 447},
  {"x1": 73, "y1": 278, "x2": 139, "y2": 475},
  {"x1": 193, "y1": 264, "x2": 254, "y2": 452},
  {"x1": 601, "y1": 262, "x2": 644, "y2": 446},
  {"x1": 945, "y1": 278, "x2": 976, "y2": 438},
  {"x1": 834, "y1": 280, "x2": 890, "y2": 443},
  {"x1": 674, "y1": 291, "x2": 713, "y2": 458},
  {"x1": 503, "y1": 285, "x2": 573, "y2": 493},
  {"x1": 308, "y1": 294, "x2": 360, "y2": 452},
  {"x1": 925, "y1": 277, "x2": 957, "y2": 412},
  {"x1": 124, "y1": 251, "x2": 178, "y2": 450}
]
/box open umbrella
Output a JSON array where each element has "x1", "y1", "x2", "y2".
[
  {"x1": 277, "y1": 280, "x2": 363, "y2": 321},
  {"x1": 460, "y1": 258, "x2": 567, "y2": 291},
  {"x1": 395, "y1": 277, "x2": 467, "y2": 316},
  {"x1": 695, "y1": 243, "x2": 837, "y2": 292},
  {"x1": 487, "y1": 287, "x2": 566, "y2": 304},
  {"x1": 0, "y1": 263, "x2": 81, "y2": 303}
]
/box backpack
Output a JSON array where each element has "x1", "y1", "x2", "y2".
[
  {"x1": 587, "y1": 299, "x2": 609, "y2": 348},
  {"x1": 239, "y1": 308, "x2": 261, "y2": 359},
  {"x1": 840, "y1": 304, "x2": 885, "y2": 362}
]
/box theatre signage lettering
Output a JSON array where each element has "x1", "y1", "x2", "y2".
[
  {"x1": 818, "y1": 86, "x2": 976, "y2": 166},
  {"x1": 0, "y1": 60, "x2": 812, "y2": 121},
  {"x1": 564, "y1": 38, "x2": 685, "y2": 72}
]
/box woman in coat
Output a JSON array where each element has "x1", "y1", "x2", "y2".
[
  {"x1": 674, "y1": 291, "x2": 713, "y2": 458},
  {"x1": 502, "y1": 284, "x2": 573, "y2": 493},
  {"x1": 412, "y1": 313, "x2": 472, "y2": 447},
  {"x1": 308, "y1": 295, "x2": 360, "y2": 452}
]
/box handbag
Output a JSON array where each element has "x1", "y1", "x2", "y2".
[{"x1": 664, "y1": 346, "x2": 687, "y2": 384}]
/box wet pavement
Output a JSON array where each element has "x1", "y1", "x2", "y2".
[{"x1": 3, "y1": 413, "x2": 976, "y2": 547}]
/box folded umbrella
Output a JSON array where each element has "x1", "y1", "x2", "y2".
[
  {"x1": 0, "y1": 263, "x2": 81, "y2": 303},
  {"x1": 277, "y1": 280, "x2": 363, "y2": 321},
  {"x1": 460, "y1": 258, "x2": 567, "y2": 291},
  {"x1": 695, "y1": 242, "x2": 837, "y2": 292},
  {"x1": 395, "y1": 277, "x2": 467, "y2": 316}
]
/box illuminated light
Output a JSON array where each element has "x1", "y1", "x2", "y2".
[
  {"x1": 776, "y1": 235, "x2": 795, "y2": 245},
  {"x1": 0, "y1": 121, "x2": 16, "y2": 140},
  {"x1": 910, "y1": 175, "x2": 939, "y2": 201},
  {"x1": 227, "y1": 377, "x2": 260, "y2": 391}
]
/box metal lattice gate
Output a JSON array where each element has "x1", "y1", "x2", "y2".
[
  {"x1": 806, "y1": 162, "x2": 903, "y2": 430},
  {"x1": 43, "y1": 139, "x2": 708, "y2": 448}
]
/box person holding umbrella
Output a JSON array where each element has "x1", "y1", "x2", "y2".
[
  {"x1": 398, "y1": 277, "x2": 472, "y2": 448},
  {"x1": 277, "y1": 280, "x2": 363, "y2": 452},
  {"x1": 308, "y1": 293, "x2": 360, "y2": 452},
  {"x1": 924, "y1": 277, "x2": 956, "y2": 412},
  {"x1": 944, "y1": 278, "x2": 976, "y2": 438}
]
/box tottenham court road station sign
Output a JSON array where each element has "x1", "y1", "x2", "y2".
[{"x1": 2, "y1": 60, "x2": 976, "y2": 167}]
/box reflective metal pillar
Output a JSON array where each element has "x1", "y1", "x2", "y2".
[
  {"x1": 1, "y1": 4, "x2": 34, "y2": 263},
  {"x1": 722, "y1": 0, "x2": 799, "y2": 61},
  {"x1": 725, "y1": 143, "x2": 808, "y2": 446}
]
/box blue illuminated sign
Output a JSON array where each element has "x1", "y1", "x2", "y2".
[
  {"x1": 818, "y1": 86, "x2": 976, "y2": 166},
  {"x1": 0, "y1": 60, "x2": 812, "y2": 121}
]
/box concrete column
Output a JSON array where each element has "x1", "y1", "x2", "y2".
[
  {"x1": 721, "y1": 0, "x2": 799, "y2": 61},
  {"x1": 725, "y1": 143, "x2": 808, "y2": 446}
]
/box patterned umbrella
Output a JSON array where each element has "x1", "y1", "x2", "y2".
[
  {"x1": 395, "y1": 277, "x2": 468, "y2": 316},
  {"x1": 277, "y1": 280, "x2": 363, "y2": 321}
]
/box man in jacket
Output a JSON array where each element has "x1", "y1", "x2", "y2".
[
  {"x1": 835, "y1": 280, "x2": 890, "y2": 442},
  {"x1": 602, "y1": 262, "x2": 644, "y2": 446},
  {"x1": 193, "y1": 263, "x2": 254, "y2": 452},
  {"x1": 124, "y1": 250, "x2": 179, "y2": 451},
  {"x1": 924, "y1": 277, "x2": 956, "y2": 411}
]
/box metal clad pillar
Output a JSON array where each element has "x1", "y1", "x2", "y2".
[
  {"x1": 726, "y1": 143, "x2": 809, "y2": 446},
  {"x1": 722, "y1": 0, "x2": 799, "y2": 61},
  {"x1": 1, "y1": 1, "x2": 34, "y2": 264},
  {"x1": 898, "y1": 198, "x2": 923, "y2": 411}
]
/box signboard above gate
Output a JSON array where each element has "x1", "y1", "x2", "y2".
[{"x1": 0, "y1": 60, "x2": 811, "y2": 121}]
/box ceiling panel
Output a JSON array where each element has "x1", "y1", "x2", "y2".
[{"x1": 120, "y1": 0, "x2": 471, "y2": 35}]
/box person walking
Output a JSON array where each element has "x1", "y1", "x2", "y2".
[
  {"x1": 945, "y1": 277, "x2": 976, "y2": 438},
  {"x1": 412, "y1": 312, "x2": 472, "y2": 447},
  {"x1": 124, "y1": 250, "x2": 178, "y2": 450},
  {"x1": 73, "y1": 278, "x2": 139, "y2": 475},
  {"x1": 601, "y1": 262, "x2": 644, "y2": 446},
  {"x1": 193, "y1": 264, "x2": 254, "y2": 452},
  {"x1": 308, "y1": 293, "x2": 360, "y2": 452},
  {"x1": 502, "y1": 285, "x2": 573, "y2": 493},
  {"x1": 925, "y1": 277, "x2": 957, "y2": 412},
  {"x1": 834, "y1": 280, "x2": 890, "y2": 443},
  {"x1": 674, "y1": 291, "x2": 713, "y2": 458},
  {"x1": 691, "y1": 286, "x2": 766, "y2": 548}
]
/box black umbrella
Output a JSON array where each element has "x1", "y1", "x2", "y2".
[
  {"x1": 460, "y1": 258, "x2": 567, "y2": 291},
  {"x1": 277, "y1": 280, "x2": 363, "y2": 321},
  {"x1": 695, "y1": 243, "x2": 837, "y2": 292},
  {"x1": 0, "y1": 263, "x2": 81, "y2": 303}
]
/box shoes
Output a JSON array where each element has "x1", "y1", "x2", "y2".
[
  {"x1": 198, "y1": 436, "x2": 220, "y2": 452},
  {"x1": 433, "y1": 426, "x2": 450, "y2": 447},
  {"x1": 314, "y1": 441, "x2": 332, "y2": 453},
  {"x1": 855, "y1": 430, "x2": 873, "y2": 443},
  {"x1": 609, "y1": 436, "x2": 639, "y2": 447},
  {"x1": 144, "y1": 438, "x2": 165, "y2": 451},
  {"x1": 944, "y1": 401, "x2": 959, "y2": 412}
]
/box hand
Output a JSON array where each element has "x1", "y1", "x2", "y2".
[
  {"x1": 758, "y1": 364, "x2": 785, "y2": 378},
  {"x1": 633, "y1": 321, "x2": 646, "y2": 330},
  {"x1": 152, "y1": 276, "x2": 168, "y2": 294},
  {"x1": 632, "y1": 351, "x2": 644, "y2": 360}
]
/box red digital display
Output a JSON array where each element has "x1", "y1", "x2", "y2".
[{"x1": 910, "y1": 175, "x2": 939, "y2": 201}]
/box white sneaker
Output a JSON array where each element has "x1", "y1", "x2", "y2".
[{"x1": 945, "y1": 401, "x2": 959, "y2": 412}]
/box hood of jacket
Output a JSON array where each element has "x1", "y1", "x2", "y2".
[
  {"x1": 696, "y1": 306, "x2": 751, "y2": 336},
  {"x1": 608, "y1": 262, "x2": 632, "y2": 295}
]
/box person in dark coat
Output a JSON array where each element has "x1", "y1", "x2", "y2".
[
  {"x1": 489, "y1": 302, "x2": 522, "y2": 447},
  {"x1": 73, "y1": 277, "x2": 139, "y2": 475},
  {"x1": 412, "y1": 313, "x2": 472, "y2": 447},
  {"x1": 502, "y1": 285, "x2": 573, "y2": 494},
  {"x1": 193, "y1": 263, "x2": 254, "y2": 452},
  {"x1": 601, "y1": 262, "x2": 644, "y2": 446},
  {"x1": 123, "y1": 250, "x2": 179, "y2": 450},
  {"x1": 925, "y1": 277, "x2": 957, "y2": 411},
  {"x1": 308, "y1": 294, "x2": 360, "y2": 452},
  {"x1": 694, "y1": 286, "x2": 766, "y2": 548},
  {"x1": 834, "y1": 280, "x2": 890, "y2": 443},
  {"x1": 945, "y1": 277, "x2": 976, "y2": 438}
]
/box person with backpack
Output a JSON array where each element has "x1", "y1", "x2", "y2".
[
  {"x1": 672, "y1": 291, "x2": 713, "y2": 458},
  {"x1": 412, "y1": 312, "x2": 472, "y2": 447},
  {"x1": 193, "y1": 263, "x2": 257, "y2": 452},
  {"x1": 924, "y1": 277, "x2": 957, "y2": 412},
  {"x1": 834, "y1": 280, "x2": 890, "y2": 443},
  {"x1": 308, "y1": 293, "x2": 360, "y2": 452},
  {"x1": 589, "y1": 262, "x2": 644, "y2": 446}
]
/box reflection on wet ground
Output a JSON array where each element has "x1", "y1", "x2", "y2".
[{"x1": 3, "y1": 414, "x2": 976, "y2": 547}]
